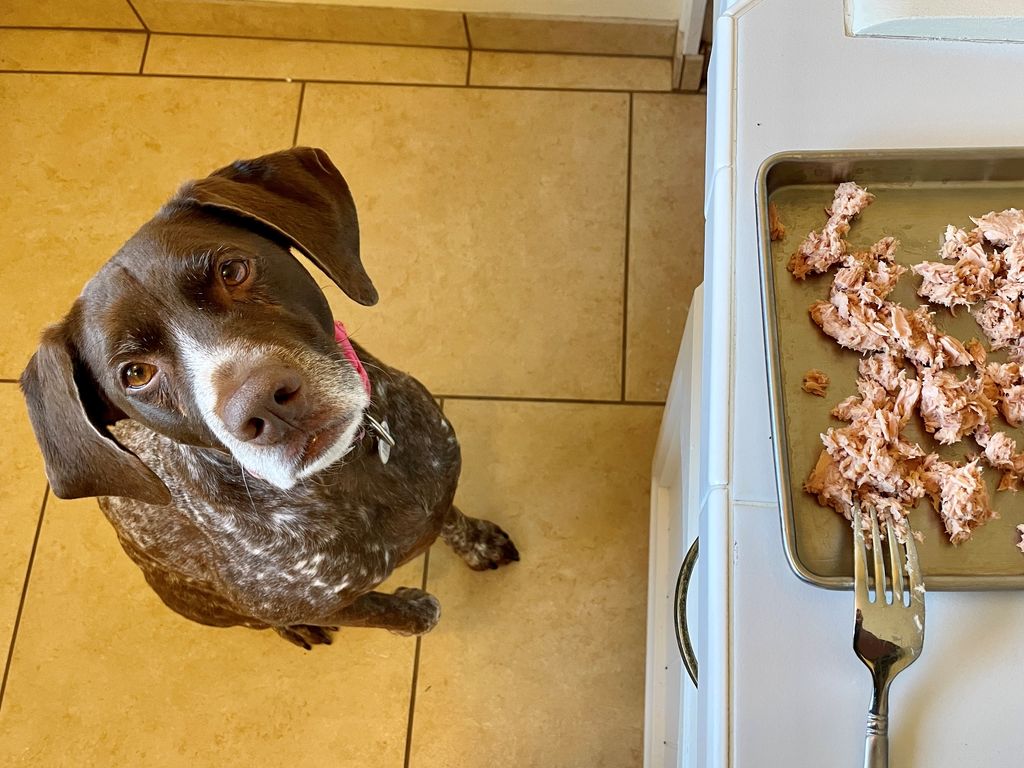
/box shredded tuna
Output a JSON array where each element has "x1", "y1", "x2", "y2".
[
  {"x1": 966, "y1": 338, "x2": 988, "y2": 366},
  {"x1": 971, "y1": 208, "x2": 1024, "y2": 247},
  {"x1": 796, "y1": 187, "x2": 1020, "y2": 548},
  {"x1": 833, "y1": 237, "x2": 904, "y2": 304},
  {"x1": 811, "y1": 243, "x2": 969, "y2": 369},
  {"x1": 807, "y1": 353, "x2": 926, "y2": 543},
  {"x1": 913, "y1": 248, "x2": 997, "y2": 308},
  {"x1": 984, "y1": 361, "x2": 1024, "y2": 427},
  {"x1": 788, "y1": 182, "x2": 874, "y2": 279},
  {"x1": 938, "y1": 225, "x2": 986, "y2": 261},
  {"x1": 918, "y1": 368, "x2": 997, "y2": 445},
  {"x1": 809, "y1": 298, "x2": 889, "y2": 354},
  {"x1": 886, "y1": 304, "x2": 971, "y2": 370},
  {"x1": 831, "y1": 353, "x2": 919, "y2": 425},
  {"x1": 973, "y1": 293, "x2": 1024, "y2": 352},
  {"x1": 975, "y1": 426, "x2": 1024, "y2": 492},
  {"x1": 804, "y1": 449, "x2": 855, "y2": 515},
  {"x1": 919, "y1": 455, "x2": 996, "y2": 545},
  {"x1": 803, "y1": 451, "x2": 916, "y2": 544},
  {"x1": 802, "y1": 369, "x2": 830, "y2": 397},
  {"x1": 768, "y1": 202, "x2": 786, "y2": 242}
]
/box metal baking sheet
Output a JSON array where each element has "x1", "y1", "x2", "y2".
[{"x1": 757, "y1": 149, "x2": 1024, "y2": 590}]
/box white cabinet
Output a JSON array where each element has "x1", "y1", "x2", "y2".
[{"x1": 645, "y1": 287, "x2": 703, "y2": 768}]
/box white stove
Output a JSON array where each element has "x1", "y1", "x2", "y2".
[{"x1": 647, "y1": 1, "x2": 1024, "y2": 765}]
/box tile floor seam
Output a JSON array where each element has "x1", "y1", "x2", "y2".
[
  {"x1": 402, "y1": 548, "x2": 430, "y2": 768},
  {"x1": 0, "y1": 485, "x2": 49, "y2": 713},
  {"x1": 621, "y1": 92, "x2": 634, "y2": 401},
  {"x1": 0, "y1": 25, "x2": 145, "y2": 34},
  {"x1": 138, "y1": 32, "x2": 151, "y2": 74},
  {"x1": 436, "y1": 394, "x2": 665, "y2": 406},
  {"x1": 124, "y1": 0, "x2": 149, "y2": 32},
  {"x1": 473, "y1": 48, "x2": 672, "y2": 61},
  {"x1": 0, "y1": 26, "x2": 678, "y2": 60},
  {"x1": 0, "y1": 69, "x2": 658, "y2": 94},
  {"x1": 291, "y1": 81, "x2": 306, "y2": 146},
  {"x1": 670, "y1": 20, "x2": 681, "y2": 91},
  {"x1": 462, "y1": 13, "x2": 472, "y2": 49}
]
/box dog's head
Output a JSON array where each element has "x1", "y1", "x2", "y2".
[{"x1": 21, "y1": 147, "x2": 377, "y2": 504}]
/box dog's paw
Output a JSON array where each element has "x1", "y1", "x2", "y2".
[
  {"x1": 392, "y1": 587, "x2": 441, "y2": 636},
  {"x1": 274, "y1": 624, "x2": 338, "y2": 650},
  {"x1": 449, "y1": 519, "x2": 521, "y2": 572}
]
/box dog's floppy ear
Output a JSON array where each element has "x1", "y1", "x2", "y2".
[
  {"x1": 20, "y1": 322, "x2": 172, "y2": 505},
  {"x1": 174, "y1": 146, "x2": 378, "y2": 306}
]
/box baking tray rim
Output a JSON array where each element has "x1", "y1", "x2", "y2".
[{"x1": 755, "y1": 147, "x2": 1024, "y2": 592}]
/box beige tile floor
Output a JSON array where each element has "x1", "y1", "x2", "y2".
[{"x1": 0, "y1": 6, "x2": 704, "y2": 766}]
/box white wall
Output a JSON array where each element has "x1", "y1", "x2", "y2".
[{"x1": 259, "y1": 0, "x2": 681, "y2": 21}]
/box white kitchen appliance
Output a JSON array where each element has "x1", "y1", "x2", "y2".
[{"x1": 646, "y1": 1, "x2": 1024, "y2": 766}]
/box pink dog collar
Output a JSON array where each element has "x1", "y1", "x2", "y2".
[{"x1": 334, "y1": 320, "x2": 371, "y2": 395}]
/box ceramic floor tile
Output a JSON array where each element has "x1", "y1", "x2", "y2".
[
  {"x1": 470, "y1": 51, "x2": 672, "y2": 91},
  {"x1": 132, "y1": 0, "x2": 466, "y2": 47},
  {"x1": 145, "y1": 34, "x2": 467, "y2": 85},
  {"x1": 298, "y1": 84, "x2": 629, "y2": 400},
  {"x1": 0, "y1": 29, "x2": 146, "y2": 73},
  {"x1": 0, "y1": 0, "x2": 142, "y2": 29},
  {"x1": 0, "y1": 494, "x2": 422, "y2": 765},
  {"x1": 467, "y1": 13, "x2": 676, "y2": 57},
  {"x1": 410, "y1": 400, "x2": 661, "y2": 767},
  {"x1": 0, "y1": 74, "x2": 300, "y2": 379},
  {"x1": 0, "y1": 385, "x2": 46, "y2": 657},
  {"x1": 626, "y1": 94, "x2": 706, "y2": 402}
]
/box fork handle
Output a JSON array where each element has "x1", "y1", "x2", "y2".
[{"x1": 864, "y1": 712, "x2": 888, "y2": 768}]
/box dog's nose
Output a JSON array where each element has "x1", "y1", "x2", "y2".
[{"x1": 218, "y1": 366, "x2": 309, "y2": 445}]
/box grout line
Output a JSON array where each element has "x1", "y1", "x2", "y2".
[
  {"x1": 124, "y1": 0, "x2": 149, "y2": 32},
  {"x1": 670, "y1": 23, "x2": 681, "y2": 92},
  {"x1": 403, "y1": 547, "x2": 430, "y2": 768},
  {"x1": 463, "y1": 15, "x2": 473, "y2": 87},
  {"x1": 437, "y1": 393, "x2": 664, "y2": 406},
  {"x1": 0, "y1": 69, "x2": 666, "y2": 94},
  {"x1": 621, "y1": 93, "x2": 634, "y2": 402},
  {"x1": 0, "y1": 485, "x2": 49, "y2": 713},
  {"x1": 402, "y1": 637, "x2": 422, "y2": 768},
  {"x1": 0, "y1": 378, "x2": 19, "y2": 384},
  {"x1": 291, "y1": 81, "x2": 306, "y2": 146},
  {"x1": 0, "y1": 25, "x2": 675, "y2": 59},
  {"x1": 474, "y1": 47, "x2": 670, "y2": 61},
  {"x1": 437, "y1": 397, "x2": 445, "y2": 412},
  {"x1": 0, "y1": 25, "x2": 143, "y2": 34},
  {"x1": 138, "y1": 32, "x2": 151, "y2": 74}
]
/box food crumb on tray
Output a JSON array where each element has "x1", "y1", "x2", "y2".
[
  {"x1": 801, "y1": 369, "x2": 830, "y2": 396},
  {"x1": 768, "y1": 202, "x2": 786, "y2": 241},
  {"x1": 788, "y1": 181, "x2": 1024, "y2": 549}
]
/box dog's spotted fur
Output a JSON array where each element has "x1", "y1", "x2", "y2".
[{"x1": 20, "y1": 148, "x2": 519, "y2": 646}]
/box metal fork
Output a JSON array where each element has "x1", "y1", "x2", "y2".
[{"x1": 852, "y1": 503, "x2": 926, "y2": 768}]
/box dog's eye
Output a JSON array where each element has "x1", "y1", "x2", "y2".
[
  {"x1": 220, "y1": 259, "x2": 251, "y2": 287},
  {"x1": 122, "y1": 363, "x2": 158, "y2": 389}
]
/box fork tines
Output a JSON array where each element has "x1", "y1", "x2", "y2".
[{"x1": 852, "y1": 502, "x2": 925, "y2": 608}]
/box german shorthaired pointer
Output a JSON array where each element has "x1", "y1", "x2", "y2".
[{"x1": 20, "y1": 147, "x2": 519, "y2": 649}]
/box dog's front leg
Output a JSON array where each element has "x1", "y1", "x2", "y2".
[{"x1": 317, "y1": 587, "x2": 441, "y2": 636}]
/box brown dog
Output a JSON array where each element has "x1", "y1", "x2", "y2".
[{"x1": 20, "y1": 147, "x2": 518, "y2": 648}]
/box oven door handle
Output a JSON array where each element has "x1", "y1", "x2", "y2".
[{"x1": 674, "y1": 537, "x2": 699, "y2": 688}]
